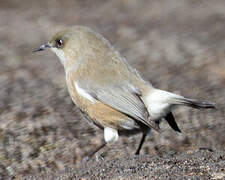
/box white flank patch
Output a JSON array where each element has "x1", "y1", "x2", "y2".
[
  {"x1": 51, "y1": 48, "x2": 66, "y2": 65},
  {"x1": 75, "y1": 82, "x2": 96, "y2": 103},
  {"x1": 104, "y1": 127, "x2": 118, "y2": 143}
]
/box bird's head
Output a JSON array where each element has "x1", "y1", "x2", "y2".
[{"x1": 33, "y1": 26, "x2": 110, "y2": 69}]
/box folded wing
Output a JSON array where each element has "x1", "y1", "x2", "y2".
[{"x1": 77, "y1": 82, "x2": 160, "y2": 132}]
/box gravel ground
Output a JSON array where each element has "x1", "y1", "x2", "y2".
[
  {"x1": 0, "y1": 0, "x2": 224, "y2": 179},
  {"x1": 24, "y1": 149, "x2": 225, "y2": 179}
]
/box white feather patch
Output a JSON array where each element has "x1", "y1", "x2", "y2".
[
  {"x1": 145, "y1": 89, "x2": 175, "y2": 121},
  {"x1": 75, "y1": 82, "x2": 96, "y2": 103},
  {"x1": 104, "y1": 127, "x2": 118, "y2": 143}
]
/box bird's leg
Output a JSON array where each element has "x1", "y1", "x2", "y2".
[
  {"x1": 135, "y1": 133, "x2": 147, "y2": 155},
  {"x1": 86, "y1": 141, "x2": 106, "y2": 158},
  {"x1": 81, "y1": 141, "x2": 106, "y2": 164}
]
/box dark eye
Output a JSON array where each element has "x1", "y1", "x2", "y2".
[{"x1": 55, "y1": 39, "x2": 64, "y2": 48}]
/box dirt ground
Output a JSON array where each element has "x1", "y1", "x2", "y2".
[
  {"x1": 24, "y1": 149, "x2": 225, "y2": 179},
  {"x1": 0, "y1": 0, "x2": 224, "y2": 179}
]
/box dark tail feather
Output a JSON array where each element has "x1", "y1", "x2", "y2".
[
  {"x1": 181, "y1": 98, "x2": 216, "y2": 109},
  {"x1": 173, "y1": 96, "x2": 216, "y2": 109},
  {"x1": 165, "y1": 112, "x2": 181, "y2": 133}
]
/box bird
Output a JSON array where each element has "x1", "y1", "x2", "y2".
[{"x1": 33, "y1": 26, "x2": 216, "y2": 156}]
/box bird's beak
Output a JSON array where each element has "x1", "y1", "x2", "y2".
[{"x1": 32, "y1": 43, "x2": 51, "y2": 52}]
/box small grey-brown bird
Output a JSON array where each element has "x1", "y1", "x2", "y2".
[{"x1": 33, "y1": 26, "x2": 215, "y2": 156}]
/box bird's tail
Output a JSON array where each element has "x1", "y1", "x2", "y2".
[{"x1": 172, "y1": 96, "x2": 216, "y2": 109}]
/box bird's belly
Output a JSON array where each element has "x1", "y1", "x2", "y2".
[{"x1": 81, "y1": 102, "x2": 145, "y2": 135}]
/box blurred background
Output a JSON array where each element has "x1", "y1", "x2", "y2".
[{"x1": 0, "y1": 0, "x2": 224, "y2": 178}]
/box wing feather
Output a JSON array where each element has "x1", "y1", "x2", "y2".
[{"x1": 77, "y1": 82, "x2": 160, "y2": 132}]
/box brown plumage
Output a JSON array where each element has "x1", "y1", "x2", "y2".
[{"x1": 33, "y1": 26, "x2": 216, "y2": 156}]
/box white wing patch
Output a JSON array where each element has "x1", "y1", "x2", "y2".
[
  {"x1": 104, "y1": 127, "x2": 119, "y2": 143},
  {"x1": 75, "y1": 82, "x2": 96, "y2": 103}
]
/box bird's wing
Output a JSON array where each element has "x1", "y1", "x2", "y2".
[{"x1": 77, "y1": 81, "x2": 160, "y2": 132}]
